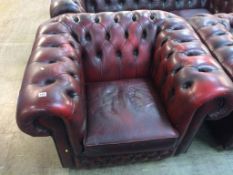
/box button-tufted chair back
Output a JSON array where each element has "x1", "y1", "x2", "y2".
[
  {"x1": 71, "y1": 12, "x2": 159, "y2": 82},
  {"x1": 49, "y1": 11, "x2": 209, "y2": 82}
]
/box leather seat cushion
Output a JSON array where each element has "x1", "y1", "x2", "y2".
[
  {"x1": 172, "y1": 9, "x2": 210, "y2": 19},
  {"x1": 84, "y1": 78, "x2": 179, "y2": 156}
]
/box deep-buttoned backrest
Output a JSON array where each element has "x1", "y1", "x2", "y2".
[
  {"x1": 85, "y1": 0, "x2": 207, "y2": 13},
  {"x1": 55, "y1": 11, "x2": 212, "y2": 82}
]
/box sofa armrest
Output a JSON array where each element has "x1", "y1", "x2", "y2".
[
  {"x1": 16, "y1": 19, "x2": 86, "y2": 159},
  {"x1": 189, "y1": 13, "x2": 233, "y2": 149},
  {"x1": 152, "y1": 16, "x2": 233, "y2": 153},
  {"x1": 50, "y1": 0, "x2": 86, "y2": 17}
]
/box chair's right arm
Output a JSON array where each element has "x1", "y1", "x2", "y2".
[
  {"x1": 50, "y1": 0, "x2": 86, "y2": 17},
  {"x1": 152, "y1": 16, "x2": 233, "y2": 153}
]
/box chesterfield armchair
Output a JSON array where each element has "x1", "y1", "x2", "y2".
[
  {"x1": 17, "y1": 10, "x2": 233, "y2": 168},
  {"x1": 50, "y1": 0, "x2": 233, "y2": 18}
]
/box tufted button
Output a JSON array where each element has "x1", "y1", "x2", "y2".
[
  {"x1": 142, "y1": 29, "x2": 147, "y2": 39},
  {"x1": 133, "y1": 48, "x2": 139, "y2": 57},
  {"x1": 44, "y1": 78, "x2": 56, "y2": 86},
  {"x1": 105, "y1": 31, "x2": 111, "y2": 40},
  {"x1": 66, "y1": 89, "x2": 79, "y2": 100},
  {"x1": 48, "y1": 60, "x2": 57, "y2": 64},
  {"x1": 171, "y1": 24, "x2": 184, "y2": 30},
  {"x1": 124, "y1": 30, "x2": 129, "y2": 39},
  {"x1": 167, "y1": 51, "x2": 174, "y2": 59},
  {"x1": 73, "y1": 16, "x2": 79, "y2": 23},
  {"x1": 96, "y1": 50, "x2": 103, "y2": 60},
  {"x1": 132, "y1": 14, "x2": 138, "y2": 21},
  {"x1": 182, "y1": 80, "x2": 193, "y2": 89},
  {"x1": 184, "y1": 49, "x2": 205, "y2": 56},
  {"x1": 172, "y1": 65, "x2": 183, "y2": 75},
  {"x1": 175, "y1": 37, "x2": 193, "y2": 43},
  {"x1": 85, "y1": 31, "x2": 92, "y2": 41},
  {"x1": 114, "y1": 16, "x2": 119, "y2": 23},
  {"x1": 197, "y1": 65, "x2": 216, "y2": 73},
  {"x1": 150, "y1": 14, "x2": 155, "y2": 20},
  {"x1": 214, "y1": 31, "x2": 226, "y2": 36},
  {"x1": 68, "y1": 71, "x2": 77, "y2": 78},
  {"x1": 116, "y1": 50, "x2": 122, "y2": 59},
  {"x1": 95, "y1": 17, "x2": 100, "y2": 23},
  {"x1": 207, "y1": 21, "x2": 217, "y2": 26},
  {"x1": 161, "y1": 37, "x2": 169, "y2": 46}
]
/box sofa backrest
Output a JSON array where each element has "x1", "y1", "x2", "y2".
[
  {"x1": 50, "y1": 0, "x2": 233, "y2": 18},
  {"x1": 66, "y1": 11, "x2": 163, "y2": 82},
  {"x1": 84, "y1": 0, "x2": 208, "y2": 13}
]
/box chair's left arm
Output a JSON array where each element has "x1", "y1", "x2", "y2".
[
  {"x1": 50, "y1": 0, "x2": 86, "y2": 17},
  {"x1": 16, "y1": 18, "x2": 86, "y2": 167}
]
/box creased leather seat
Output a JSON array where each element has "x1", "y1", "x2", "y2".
[
  {"x1": 189, "y1": 13, "x2": 233, "y2": 149},
  {"x1": 85, "y1": 79, "x2": 179, "y2": 156},
  {"x1": 17, "y1": 10, "x2": 233, "y2": 168},
  {"x1": 50, "y1": 0, "x2": 233, "y2": 18}
]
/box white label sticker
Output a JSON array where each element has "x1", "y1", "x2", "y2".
[{"x1": 38, "y1": 92, "x2": 47, "y2": 98}]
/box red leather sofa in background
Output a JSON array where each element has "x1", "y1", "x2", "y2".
[
  {"x1": 16, "y1": 10, "x2": 233, "y2": 168},
  {"x1": 189, "y1": 13, "x2": 233, "y2": 149},
  {"x1": 50, "y1": 0, "x2": 233, "y2": 18}
]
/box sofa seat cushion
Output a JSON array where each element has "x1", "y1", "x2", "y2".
[
  {"x1": 84, "y1": 78, "x2": 179, "y2": 156},
  {"x1": 172, "y1": 9, "x2": 210, "y2": 19}
]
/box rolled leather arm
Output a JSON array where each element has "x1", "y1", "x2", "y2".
[
  {"x1": 152, "y1": 16, "x2": 233, "y2": 152},
  {"x1": 189, "y1": 13, "x2": 233, "y2": 149},
  {"x1": 16, "y1": 19, "x2": 86, "y2": 153},
  {"x1": 50, "y1": 0, "x2": 85, "y2": 17}
]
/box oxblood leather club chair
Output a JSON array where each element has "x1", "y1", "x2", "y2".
[
  {"x1": 189, "y1": 13, "x2": 233, "y2": 149},
  {"x1": 17, "y1": 10, "x2": 233, "y2": 168},
  {"x1": 50, "y1": 0, "x2": 233, "y2": 18}
]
